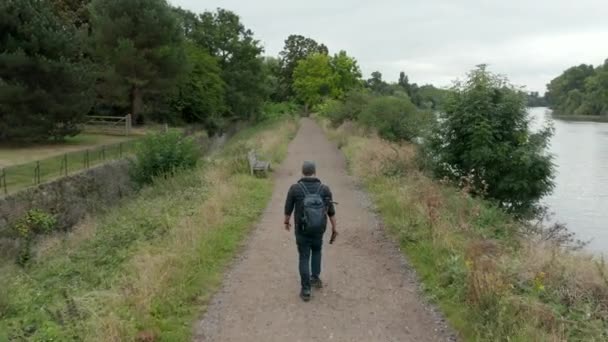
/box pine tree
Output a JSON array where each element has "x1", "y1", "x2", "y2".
[
  {"x1": 90, "y1": 0, "x2": 185, "y2": 124},
  {"x1": 0, "y1": 0, "x2": 94, "y2": 142}
]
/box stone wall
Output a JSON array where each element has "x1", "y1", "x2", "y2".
[{"x1": 0, "y1": 160, "x2": 135, "y2": 235}]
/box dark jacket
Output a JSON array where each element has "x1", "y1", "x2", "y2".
[{"x1": 284, "y1": 177, "x2": 335, "y2": 231}]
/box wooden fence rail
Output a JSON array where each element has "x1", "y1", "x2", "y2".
[{"x1": 84, "y1": 114, "x2": 132, "y2": 136}]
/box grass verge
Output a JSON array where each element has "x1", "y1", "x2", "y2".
[
  {"x1": 0, "y1": 117, "x2": 298, "y2": 341},
  {"x1": 320, "y1": 119, "x2": 608, "y2": 341}
]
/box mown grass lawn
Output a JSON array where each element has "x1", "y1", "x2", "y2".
[
  {"x1": 0, "y1": 135, "x2": 140, "y2": 195},
  {"x1": 0, "y1": 134, "x2": 136, "y2": 168}
]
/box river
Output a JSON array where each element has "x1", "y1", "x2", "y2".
[{"x1": 530, "y1": 107, "x2": 608, "y2": 254}]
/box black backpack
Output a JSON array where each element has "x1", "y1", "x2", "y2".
[{"x1": 298, "y1": 182, "x2": 328, "y2": 235}]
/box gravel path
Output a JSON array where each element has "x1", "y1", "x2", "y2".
[{"x1": 194, "y1": 118, "x2": 455, "y2": 342}]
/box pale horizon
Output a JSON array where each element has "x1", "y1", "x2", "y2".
[{"x1": 170, "y1": 0, "x2": 608, "y2": 94}]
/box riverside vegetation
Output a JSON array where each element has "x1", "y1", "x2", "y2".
[
  {"x1": 0, "y1": 117, "x2": 298, "y2": 341},
  {"x1": 317, "y1": 67, "x2": 608, "y2": 341},
  {"x1": 547, "y1": 59, "x2": 608, "y2": 117}
]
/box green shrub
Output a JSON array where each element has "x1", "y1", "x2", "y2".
[
  {"x1": 258, "y1": 101, "x2": 300, "y2": 122},
  {"x1": 428, "y1": 65, "x2": 554, "y2": 217},
  {"x1": 131, "y1": 132, "x2": 200, "y2": 185},
  {"x1": 324, "y1": 90, "x2": 372, "y2": 126},
  {"x1": 12, "y1": 209, "x2": 57, "y2": 266},
  {"x1": 358, "y1": 96, "x2": 430, "y2": 142},
  {"x1": 13, "y1": 209, "x2": 57, "y2": 239}
]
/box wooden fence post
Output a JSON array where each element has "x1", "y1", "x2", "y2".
[
  {"x1": 59, "y1": 154, "x2": 68, "y2": 177},
  {"x1": 84, "y1": 150, "x2": 90, "y2": 169},
  {"x1": 35, "y1": 161, "x2": 41, "y2": 185},
  {"x1": 1, "y1": 168, "x2": 6, "y2": 195},
  {"x1": 126, "y1": 114, "x2": 132, "y2": 136}
]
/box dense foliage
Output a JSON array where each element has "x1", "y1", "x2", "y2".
[
  {"x1": 131, "y1": 131, "x2": 200, "y2": 185},
  {"x1": 428, "y1": 66, "x2": 554, "y2": 216},
  {"x1": 320, "y1": 90, "x2": 373, "y2": 126},
  {"x1": 293, "y1": 53, "x2": 336, "y2": 110},
  {"x1": 364, "y1": 71, "x2": 448, "y2": 109},
  {"x1": 546, "y1": 60, "x2": 608, "y2": 115},
  {"x1": 278, "y1": 35, "x2": 328, "y2": 100},
  {"x1": 0, "y1": 0, "x2": 94, "y2": 142},
  {"x1": 90, "y1": 0, "x2": 186, "y2": 124},
  {"x1": 527, "y1": 91, "x2": 548, "y2": 107},
  {"x1": 292, "y1": 51, "x2": 361, "y2": 111},
  {"x1": 0, "y1": 1, "x2": 277, "y2": 142},
  {"x1": 195, "y1": 9, "x2": 267, "y2": 123},
  {"x1": 170, "y1": 44, "x2": 226, "y2": 134},
  {"x1": 359, "y1": 96, "x2": 430, "y2": 142}
]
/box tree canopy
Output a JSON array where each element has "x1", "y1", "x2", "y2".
[
  {"x1": 428, "y1": 65, "x2": 554, "y2": 216},
  {"x1": 292, "y1": 51, "x2": 362, "y2": 111},
  {"x1": 0, "y1": 0, "x2": 94, "y2": 142},
  {"x1": 195, "y1": 9, "x2": 266, "y2": 122},
  {"x1": 546, "y1": 60, "x2": 608, "y2": 115},
  {"x1": 170, "y1": 43, "x2": 226, "y2": 135},
  {"x1": 331, "y1": 51, "x2": 362, "y2": 98},
  {"x1": 90, "y1": 0, "x2": 186, "y2": 124},
  {"x1": 278, "y1": 35, "x2": 328, "y2": 100},
  {"x1": 293, "y1": 53, "x2": 335, "y2": 111}
]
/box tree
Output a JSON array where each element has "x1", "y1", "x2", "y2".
[
  {"x1": 429, "y1": 65, "x2": 554, "y2": 217},
  {"x1": 330, "y1": 51, "x2": 362, "y2": 98},
  {"x1": 398, "y1": 72, "x2": 412, "y2": 95},
  {"x1": 365, "y1": 71, "x2": 392, "y2": 95},
  {"x1": 90, "y1": 0, "x2": 186, "y2": 124},
  {"x1": 195, "y1": 9, "x2": 266, "y2": 121},
  {"x1": 546, "y1": 64, "x2": 595, "y2": 114},
  {"x1": 262, "y1": 56, "x2": 283, "y2": 103},
  {"x1": 415, "y1": 84, "x2": 448, "y2": 109},
  {"x1": 49, "y1": 0, "x2": 91, "y2": 28},
  {"x1": 172, "y1": 7, "x2": 200, "y2": 38},
  {"x1": 0, "y1": 0, "x2": 94, "y2": 142},
  {"x1": 527, "y1": 91, "x2": 548, "y2": 107},
  {"x1": 170, "y1": 44, "x2": 226, "y2": 135},
  {"x1": 293, "y1": 53, "x2": 335, "y2": 112},
  {"x1": 582, "y1": 60, "x2": 608, "y2": 115},
  {"x1": 278, "y1": 35, "x2": 328, "y2": 99}
]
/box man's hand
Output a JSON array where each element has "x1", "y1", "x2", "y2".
[
  {"x1": 329, "y1": 216, "x2": 338, "y2": 244},
  {"x1": 329, "y1": 229, "x2": 338, "y2": 244},
  {"x1": 284, "y1": 215, "x2": 291, "y2": 231}
]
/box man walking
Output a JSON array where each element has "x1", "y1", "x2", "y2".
[{"x1": 284, "y1": 161, "x2": 337, "y2": 302}]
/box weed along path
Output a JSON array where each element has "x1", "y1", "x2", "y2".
[{"x1": 195, "y1": 118, "x2": 453, "y2": 342}]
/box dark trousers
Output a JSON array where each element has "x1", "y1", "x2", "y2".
[{"x1": 295, "y1": 231, "x2": 323, "y2": 290}]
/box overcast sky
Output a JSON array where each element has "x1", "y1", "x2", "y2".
[{"x1": 170, "y1": 0, "x2": 608, "y2": 93}]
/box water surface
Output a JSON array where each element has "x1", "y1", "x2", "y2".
[{"x1": 530, "y1": 107, "x2": 608, "y2": 253}]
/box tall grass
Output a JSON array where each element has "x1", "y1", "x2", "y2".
[
  {"x1": 0, "y1": 118, "x2": 297, "y2": 341},
  {"x1": 322, "y1": 119, "x2": 608, "y2": 341}
]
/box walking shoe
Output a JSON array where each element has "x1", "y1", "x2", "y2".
[
  {"x1": 300, "y1": 288, "x2": 311, "y2": 302},
  {"x1": 311, "y1": 276, "x2": 323, "y2": 289}
]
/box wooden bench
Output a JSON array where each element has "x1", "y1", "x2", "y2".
[{"x1": 247, "y1": 150, "x2": 271, "y2": 176}]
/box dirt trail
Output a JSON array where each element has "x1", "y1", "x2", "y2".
[{"x1": 194, "y1": 118, "x2": 454, "y2": 342}]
